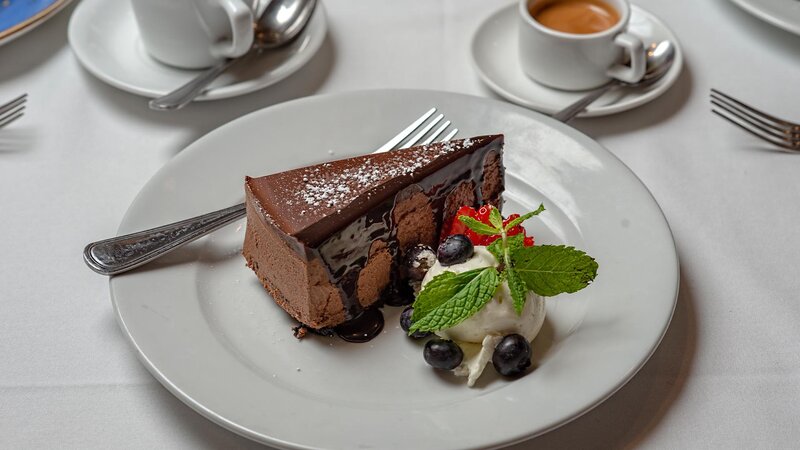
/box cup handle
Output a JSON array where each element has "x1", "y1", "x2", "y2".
[
  {"x1": 606, "y1": 32, "x2": 645, "y2": 84},
  {"x1": 211, "y1": 0, "x2": 254, "y2": 59}
]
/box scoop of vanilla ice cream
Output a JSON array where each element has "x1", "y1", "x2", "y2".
[{"x1": 420, "y1": 246, "x2": 545, "y2": 386}]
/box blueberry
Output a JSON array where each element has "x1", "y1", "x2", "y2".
[
  {"x1": 423, "y1": 338, "x2": 463, "y2": 370},
  {"x1": 492, "y1": 334, "x2": 532, "y2": 377},
  {"x1": 404, "y1": 245, "x2": 437, "y2": 281},
  {"x1": 437, "y1": 234, "x2": 474, "y2": 266},
  {"x1": 400, "y1": 306, "x2": 431, "y2": 339}
]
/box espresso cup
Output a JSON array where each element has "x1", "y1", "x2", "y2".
[
  {"x1": 131, "y1": 0, "x2": 255, "y2": 69},
  {"x1": 518, "y1": 0, "x2": 645, "y2": 91}
]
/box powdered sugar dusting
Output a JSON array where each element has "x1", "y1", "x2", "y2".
[{"x1": 296, "y1": 139, "x2": 471, "y2": 209}]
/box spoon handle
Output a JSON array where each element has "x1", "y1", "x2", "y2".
[
  {"x1": 551, "y1": 81, "x2": 619, "y2": 123},
  {"x1": 83, "y1": 203, "x2": 246, "y2": 275},
  {"x1": 149, "y1": 58, "x2": 240, "y2": 111}
]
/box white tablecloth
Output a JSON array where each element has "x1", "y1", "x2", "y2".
[{"x1": 2, "y1": 0, "x2": 800, "y2": 448}]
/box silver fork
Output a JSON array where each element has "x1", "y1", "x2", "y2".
[
  {"x1": 84, "y1": 108, "x2": 459, "y2": 275},
  {"x1": 0, "y1": 94, "x2": 27, "y2": 129},
  {"x1": 710, "y1": 89, "x2": 799, "y2": 151}
]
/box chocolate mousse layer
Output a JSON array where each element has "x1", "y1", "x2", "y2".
[{"x1": 243, "y1": 135, "x2": 505, "y2": 329}]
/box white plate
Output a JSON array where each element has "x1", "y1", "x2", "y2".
[
  {"x1": 471, "y1": 4, "x2": 683, "y2": 117},
  {"x1": 110, "y1": 89, "x2": 678, "y2": 449},
  {"x1": 730, "y1": 0, "x2": 800, "y2": 35},
  {"x1": 67, "y1": 0, "x2": 326, "y2": 101},
  {"x1": 0, "y1": 0, "x2": 74, "y2": 47}
]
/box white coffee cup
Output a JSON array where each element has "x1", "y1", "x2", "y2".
[
  {"x1": 518, "y1": 0, "x2": 645, "y2": 91},
  {"x1": 131, "y1": 0, "x2": 255, "y2": 69}
]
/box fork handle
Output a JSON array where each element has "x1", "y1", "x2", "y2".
[
  {"x1": 83, "y1": 203, "x2": 246, "y2": 275},
  {"x1": 551, "y1": 81, "x2": 620, "y2": 123}
]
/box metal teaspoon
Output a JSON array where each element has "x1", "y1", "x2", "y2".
[{"x1": 551, "y1": 40, "x2": 677, "y2": 122}]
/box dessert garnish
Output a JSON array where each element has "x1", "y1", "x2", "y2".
[
  {"x1": 406, "y1": 204, "x2": 598, "y2": 385},
  {"x1": 443, "y1": 205, "x2": 536, "y2": 247},
  {"x1": 423, "y1": 338, "x2": 464, "y2": 370},
  {"x1": 492, "y1": 334, "x2": 532, "y2": 376},
  {"x1": 410, "y1": 204, "x2": 596, "y2": 332}
]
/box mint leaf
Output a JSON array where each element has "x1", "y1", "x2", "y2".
[
  {"x1": 513, "y1": 245, "x2": 598, "y2": 297},
  {"x1": 410, "y1": 268, "x2": 500, "y2": 333},
  {"x1": 487, "y1": 233, "x2": 526, "y2": 262},
  {"x1": 504, "y1": 204, "x2": 546, "y2": 231},
  {"x1": 488, "y1": 207, "x2": 503, "y2": 229},
  {"x1": 487, "y1": 235, "x2": 502, "y2": 262},
  {"x1": 505, "y1": 267, "x2": 528, "y2": 315},
  {"x1": 411, "y1": 269, "x2": 483, "y2": 323},
  {"x1": 458, "y1": 216, "x2": 501, "y2": 236}
]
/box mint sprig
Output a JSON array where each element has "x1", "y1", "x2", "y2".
[
  {"x1": 409, "y1": 267, "x2": 500, "y2": 333},
  {"x1": 411, "y1": 269, "x2": 484, "y2": 322},
  {"x1": 409, "y1": 204, "x2": 598, "y2": 333},
  {"x1": 458, "y1": 216, "x2": 501, "y2": 236},
  {"x1": 504, "y1": 203, "x2": 545, "y2": 230},
  {"x1": 487, "y1": 233, "x2": 525, "y2": 263},
  {"x1": 488, "y1": 207, "x2": 504, "y2": 229},
  {"x1": 505, "y1": 266, "x2": 527, "y2": 314},
  {"x1": 513, "y1": 245, "x2": 598, "y2": 296}
]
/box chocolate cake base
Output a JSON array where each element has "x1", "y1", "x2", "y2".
[{"x1": 244, "y1": 203, "x2": 390, "y2": 328}]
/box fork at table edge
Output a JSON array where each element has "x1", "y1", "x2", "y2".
[{"x1": 83, "y1": 108, "x2": 459, "y2": 276}]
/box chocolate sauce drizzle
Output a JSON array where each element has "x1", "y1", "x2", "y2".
[
  {"x1": 308, "y1": 140, "x2": 504, "y2": 342},
  {"x1": 333, "y1": 309, "x2": 385, "y2": 343}
]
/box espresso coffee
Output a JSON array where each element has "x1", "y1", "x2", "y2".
[{"x1": 529, "y1": 0, "x2": 620, "y2": 34}]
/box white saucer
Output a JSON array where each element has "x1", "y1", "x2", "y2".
[
  {"x1": 67, "y1": 0, "x2": 327, "y2": 101},
  {"x1": 471, "y1": 4, "x2": 683, "y2": 117}
]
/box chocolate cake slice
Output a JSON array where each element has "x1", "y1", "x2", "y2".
[{"x1": 243, "y1": 135, "x2": 505, "y2": 331}]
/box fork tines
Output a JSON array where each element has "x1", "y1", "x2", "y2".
[
  {"x1": 375, "y1": 107, "x2": 459, "y2": 153},
  {"x1": 0, "y1": 93, "x2": 27, "y2": 129},
  {"x1": 710, "y1": 89, "x2": 799, "y2": 151}
]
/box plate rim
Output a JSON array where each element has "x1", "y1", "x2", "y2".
[
  {"x1": 729, "y1": 0, "x2": 800, "y2": 35},
  {"x1": 0, "y1": 0, "x2": 74, "y2": 47},
  {"x1": 470, "y1": 4, "x2": 685, "y2": 117},
  {"x1": 66, "y1": 0, "x2": 327, "y2": 101},
  {"x1": 109, "y1": 88, "x2": 680, "y2": 449}
]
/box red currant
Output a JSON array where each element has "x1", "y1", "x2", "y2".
[{"x1": 442, "y1": 205, "x2": 536, "y2": 247}]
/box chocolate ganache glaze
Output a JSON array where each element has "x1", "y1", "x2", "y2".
[{"x1": 243, "y1": 135, "x2": 505, "y2": 341}]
